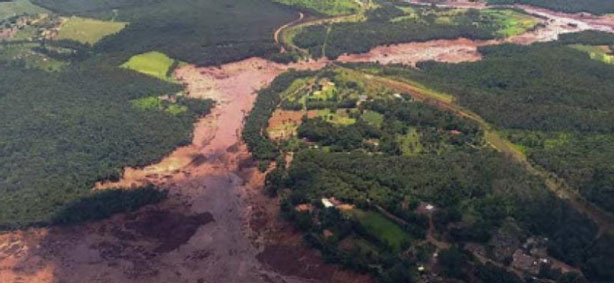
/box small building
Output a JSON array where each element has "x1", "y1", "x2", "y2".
[{"x1": 321, "y1": 198, "x2": 334, "y2": 208}]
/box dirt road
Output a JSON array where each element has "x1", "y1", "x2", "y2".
[
  {"x1": 1, "y1": 2, "x2": 614, "y2": 282},
  {"x1": 336, "y1": 66, "x2": 614, "y2": 235}
]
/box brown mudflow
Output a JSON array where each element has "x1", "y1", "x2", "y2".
[{"x1": 1, "y1": 2, "x2": 613, "y2": 282}]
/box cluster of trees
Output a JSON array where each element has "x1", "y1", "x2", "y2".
[
  {"x1": 0, "y1": 60, "x2": 213, "y2": 229},
  {"x1": 295, "y1": 98, "x2": 482, "y2": 154},
  {"x1": 340, "y1": 33, "x2": 614, "y2": 281},
  {"x1": 242, "y1": 69, "x2": 318, "y2": 169},
  {"x1": 360, "y1": 41, "x2": 614, "y2": 133},
  {"x1": 33, "y1": 0, "x2": 296, "y2": 66},
  {"x1": 243, "y1": 57, "x2": 614, "y2": 280},
  {"x1": 294, "y1": 4, "x2": 505, "y2": 59},
  {"x1": 487, "y1": 0, "x2": 614, "y2": 15},
  {"x1": 509, "y1": 131, "x2": 614, "y2": 213},
  {"x1": 282, "y1": 147, "x2": 610, "y2": 281},
  {"x1": 352, "y1": 36, "x2": 614, "y2": 215},
  {"x1": 51, "y1": 186, "x2": 167, "y2": 226},
  {"x1": 558, "y1": 30, "x2": 614, "y2": 46}
]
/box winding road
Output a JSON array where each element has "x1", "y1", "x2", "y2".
[{"x1": 1, "y1": 1, "x2": 614, "y2": 282}]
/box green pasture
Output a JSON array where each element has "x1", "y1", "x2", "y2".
[
  {"x1": 121, "y1": 51, "x2": 179, "y2": 82},
  {"x1": 569, "y1": 44, "x2": 614, "y2": 65},
  {"x1": 316, "y1": 109, "x2": 356, "y2": 126},
  {"x1": 349, "y1": 209, "x2": 410, "y2": 251},
  {"x1": 131, "y1": 96, "x2": 187, "y2": 115},
  {"x1": 361, "y1": 110, "x2": 383, "y2": 127},
  {"x1": 56, "y1": 16, "x2": 126, "y2": 45},
  {"x1": 481, "y1": 9, "x2": 540, "y2": 37}
]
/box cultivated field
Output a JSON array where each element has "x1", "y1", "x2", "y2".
[
  {"x1": 121, "y1": 51, "x2": 179, "y2": 82},
  {"x1": 55, "y1": 16, "x2": 126, "y2": 45},
  {"x1": 350, "y1": 209, "x2": 411, "y2": 251}
]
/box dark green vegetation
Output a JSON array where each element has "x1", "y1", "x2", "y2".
[
  {"x1": 292, "y1": 4, "x2": 538, "y2": 59},
  {"x1": 52, "y1": 186, "x2": 167, "y2": 226},
  {"x1": 32, "y1": 0, "x2": 296, "y2": 65},
  {"x1": 244, "y1": 67, "x2": 611, "y2": 282},
  {"x1": 487, "y1": 0, "x2": 614, "y2": 15},
  {"x1": 347, "y1": 31, "x2": 614, "y2": 218},
  {"x1": 0, "y1": 0, "x2": 298, "y2": 229},
  {"x1": 243, "y1": 69, "x2": 319, "y2": 168},
  {"x1": 274, "y1": 0, "x2": 362, "y2": 16},
  {"x1": 0, "y1": 60, "x2": 214, "y2": 229}
]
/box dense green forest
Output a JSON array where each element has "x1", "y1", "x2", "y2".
[
  {"x1": 52, "y1": 186, "x2": 168, "y2": 225},
  {"x1": 343, "y1": 31, "x2": 614, "y2": 216},
  {"x1": 32, "y1": 0, "x2": 296, "y2": 65},
  {"x1": 487, "y1": 0, "x2": 614, "y2": 15},
  {"x1": 0, "y1": 60, "x2": 213, "y2": 229},
  {"x1": 0, "y1": 0, "x2": 296, "y2": 229},
  {"x1": 293, "y1": 4, "x2": 538, "y2": 59},
  {"x1": 243, "y1": 67, "x2": 612, "y2": 282}
]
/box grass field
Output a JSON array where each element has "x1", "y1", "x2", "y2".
[
  {"x1": 569, "y1": 44, "x2": 614, "y2": 65},
  {"x1": 482, "y1": 9, "x2": 540, "y2": 37},
  {"x1": 390, "y1": 7, "x2": 538, "y2": 37},
  {"x1": 121, "y1": 51, "x2": 179, "y2": 82},
  {"x1": 274, "y1": 0, "x2": 362, "y2": 16},
  {"x1": 350, "y1": 209, "x2": 410, "y2": 251},
  {"x1": 316, "y1": 109, "x2": 356, "y2": 125},
  {"x1": 0, "y1": 0, "x2": 47, "y2": 21},
  {"x1": 397, "y1": 128, "x2": 422, "y2": 156},
  {"x1": 361, "y1": 110, "x2": 383, "y2": 127},
  {"x1": 55, "y1": 16, "x2": 127, "y2": 45},
  {"x1": 0, "y1": 43, "x2": 66, "y2": 72}
]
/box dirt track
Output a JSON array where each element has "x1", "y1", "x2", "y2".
[{"x1": 1, "y1": 2, "x2": 614, "y2": 282}]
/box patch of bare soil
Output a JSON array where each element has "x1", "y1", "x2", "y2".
[
  {"x1": 337, "y1": 38, "x2": 484, "y2": 66},
  {"x1": 0, "y1": 58, "x2": 335, "y2": 283},
  {"x1": 242, "y1": 169, "x2": 372, "y2": 283},
  {"x1": 267, "y1": 110, "x2": 317, "y2": 141},
  {"x1": 0, "y1": 28, "x2": 16, "y2": 40},
  {"x1": 123, "y1": 210, "x2": 214, "y2": 253},
  {"x1": 1, "y1": 4, "x2": 612, "y2": 281}
]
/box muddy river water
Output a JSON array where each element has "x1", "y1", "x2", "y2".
[{"x1": 1, "y1": 2, "x2": 613, "y2": 282}]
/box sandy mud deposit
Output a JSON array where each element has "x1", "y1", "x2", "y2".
[
  {"x1": 1, "y1": 3, "x2": 613, "y2": 282},
  {"x1": 0, "y1": 58, "x2": 361, "y2": 283},
  {"x1": 337, "y1": 3, "x2": 614, "y2": 66}
]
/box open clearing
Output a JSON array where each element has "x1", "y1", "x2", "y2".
[
  {"x1": 55, "y1": 16, "x2": 126, "y2": 45},
  {"x1": 0, "y1": 43, "x2": 66, "y2": 71},
  {"x1": 274, "y1": 0, "x2": 363, "y2": 16},
  {"x1": 483, "y1": 8, "x2": 541, "y2": 37},
  {"x1": 349, "y1": 209, "x2": 410, "y2": 251},
  {"x1": 570, "y1": 44, "x2": 614, "y2": 64},
  {"x1": 121, "y1": 51, "x2": 179, "y2": 82},
  {"x1": 1, "y1": 1, "x2": 614, "y2": 281},
  {"x1": 0, "y1": 0, "x2": 47, "y2": 21}
]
